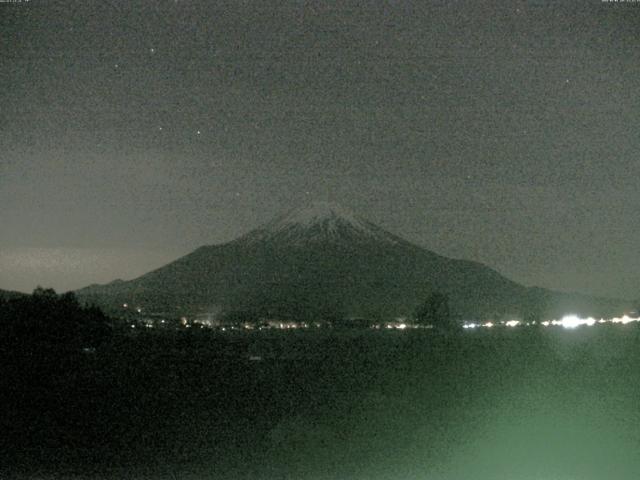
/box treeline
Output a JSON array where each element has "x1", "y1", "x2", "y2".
[{"x1": 0, "y1": 287, "x2": 111, "y2": 354}]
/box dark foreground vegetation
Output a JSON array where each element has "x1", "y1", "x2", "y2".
[
  {"x1": 0, "y1": 287, "x2": 111, "y2": 353},
  {"x1": 2, "y1": 294, "x2": 640, "y2": 479}
]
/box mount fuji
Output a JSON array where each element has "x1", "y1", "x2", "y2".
[
  {"x1": 236, "y1": 201, "x2": 407, "y2": 249},
  {"x1": 77, "y1": 202, "x2": 628, "y2": 321}
]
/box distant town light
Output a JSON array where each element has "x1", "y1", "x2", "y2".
[
  {"x1": 611, "y1": 315, "x2": 638, "y2": 325},
  {"x1": 505, "y1": 320, "x2": 520, "y2": 328},
  {"x1": 559, "y1": 315, "x2": 595, "y2": 329}
]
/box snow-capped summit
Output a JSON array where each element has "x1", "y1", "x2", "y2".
[
  {"x1": 238, "y1": 201, "x2": 402, "y2": 246},
  {"x1": 266, "y1": 201, "x2": 370, "y2": 233}
]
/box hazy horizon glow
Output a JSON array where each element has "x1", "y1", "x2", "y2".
[{"x1": 0, "y1": 247, "x2": 186, "y2": 293}]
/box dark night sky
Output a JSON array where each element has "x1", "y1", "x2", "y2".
[{"x1": 1, "y1": 0, "x2": 639, "y2": 299}]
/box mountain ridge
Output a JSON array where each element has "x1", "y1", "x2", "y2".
[
  {"x1": 77, "y1": 202, "x2": 631, "y2": 321},
  {"x1": 0, "y1": 288, "x2": 28, "y2": 300}
]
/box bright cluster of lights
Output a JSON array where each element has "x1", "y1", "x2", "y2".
[
  {"x1": 386, "y1": 322, "x2": 407, "y2": 330},
  {"x1": 463, "y1": 314, "x2": 640, "y2": 330},
  {"x1": 610, "y1": 315, "x2": 640, "y2": 325},
  {"x1": 549, "y1": 314, "x2": 640, "y2": 329},
  {"x1": 554, "y1": 315, "x2": 596, "y2": 329},
  {"x1": 463, "y1": 321, "x2": 502, "y2": 330}
]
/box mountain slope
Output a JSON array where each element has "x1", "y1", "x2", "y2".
[
  {"x1": 77, "y1": 202, "x2": 629, "y2": 320},
  {"x1": 0, "y1": 289, "x2": 28, "y2": 301}
]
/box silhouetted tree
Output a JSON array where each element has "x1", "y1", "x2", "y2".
[
  {"x1": 0, "y1": 287, "x2": 111, "y2": 355},
  {"x1": 415, "y1": 292, "x2": 456, "y2": 331}
]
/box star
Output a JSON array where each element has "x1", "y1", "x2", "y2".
[{"x1": 196, "y1": 130, "x2": 201, "y2": 135}]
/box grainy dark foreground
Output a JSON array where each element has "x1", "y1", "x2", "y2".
[{"x1": 2, "y1": 326, "x2": 640, "y2": 480}]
